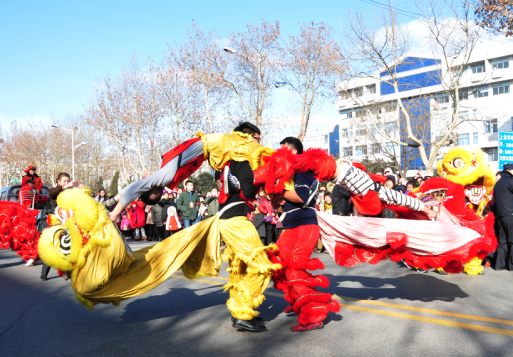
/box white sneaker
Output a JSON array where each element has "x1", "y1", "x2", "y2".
[{"x1": 25, "y1": 259, "x2": 35, "y2": 267}]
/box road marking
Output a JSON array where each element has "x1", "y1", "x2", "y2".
[
  {"x1": 333, "y1": 295, "x2": 513, "y2": 327},
  {"x1": 170, "y1": 273, "x2": 513, "y2": 336},
  {"x1": 336, "y1": 303, "x2": 513, "y2": 337}
]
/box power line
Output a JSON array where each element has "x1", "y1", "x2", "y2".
[
  {"x1": 368, "y1": 0, "x2": 422, "y2": 16},
  {"x1": 360, "y1": 0, "x2": 422, "y2": 18}
]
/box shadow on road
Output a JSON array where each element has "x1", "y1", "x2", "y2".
[
  {"x1": 325, "y1": 273, "x2": 469, "y2": 302},
  {"x1": 120, "y1": 286, "x2": 229, "y2": 323}
]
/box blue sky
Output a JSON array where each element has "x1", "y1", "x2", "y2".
[{"x1": 0, "y1": 0, "x2": 419, "y2": 127}]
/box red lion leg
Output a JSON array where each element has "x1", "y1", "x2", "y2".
[{"x1": 271, "y1": 225, "x2": 339, "y2": 326}]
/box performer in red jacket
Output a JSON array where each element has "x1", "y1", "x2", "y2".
[{"x1": 22, "y1": 165, "x2": 42, "y2": 192}]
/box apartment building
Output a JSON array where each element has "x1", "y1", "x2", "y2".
[{"x1": 334, "y1": 50, "x2": 513, "y2": 174}]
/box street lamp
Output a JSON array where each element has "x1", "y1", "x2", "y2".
[
  {"x1": 274, "y1": 82, "x2": 288, "y2": 88},
  {"x1": 223, "y1": 47, "x2": 237, "y2": 54},
  {"x1": 51, "y1": 124, "x2": 89, "y2": 181}
]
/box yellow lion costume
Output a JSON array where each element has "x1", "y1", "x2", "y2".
[
  {"x1": 436, "y1": 147, "x2": 496, "y2": 275},
  {"x1": 437, "y1": 147, "x2": 495, "y2": 217},
  {"x1": 38, "y1": 132, "x2": 281, "y2": 319}
]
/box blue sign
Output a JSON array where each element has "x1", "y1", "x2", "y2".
[{"x1": 498, "y1": 131, "x2": 513, "y2": 170}]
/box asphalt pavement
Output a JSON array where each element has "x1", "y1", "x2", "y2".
[{"x1": 1, "y1": 240, "x2": 513, "y2": 357}]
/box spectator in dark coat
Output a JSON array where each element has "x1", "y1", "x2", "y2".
[
  {"x1": 332, "y1": 184, "x2": 351, "y2": 216},
  {"x1": 151, "y1": 204, "x2": 164, "y2": 241},
  {"x1": 492, "y1": 164, "x2": 513, "y2": 271},
  {"x1": 158, "y1": 191, "x2": 176, "y2": 237}
]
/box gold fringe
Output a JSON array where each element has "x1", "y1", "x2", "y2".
[{"x1": 226, "y1": 298, "x2": 259, "y2": 320}]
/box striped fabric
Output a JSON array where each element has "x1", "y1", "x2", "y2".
[{"x1": 340, "y1": 166, "x2": 424, "y2": 212}]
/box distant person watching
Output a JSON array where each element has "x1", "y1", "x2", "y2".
[{"x1": 22, "y1": 165, "x2": 42, "y2": 191}]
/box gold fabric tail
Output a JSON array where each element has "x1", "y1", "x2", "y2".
[{"x1": 75, "y1": 216, "x2": 222, "y2": 307}]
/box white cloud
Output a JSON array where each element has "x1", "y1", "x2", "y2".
[{"x1": 401, "y1": 17, "x2": 513, "y2": 60}]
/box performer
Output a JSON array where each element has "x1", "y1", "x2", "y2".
[
  {"x1": 318, "y1": 160, "x2": 496, "y2": 274},
  {"x1": 267, "y1": 137, "x2": 340, "y2": 332},
  {"x1": 40, "y1": 123, "x2": 280, "y2": 333},
  {"x1": 22, "y1": 165, "x2": 42, "y2": 192}
]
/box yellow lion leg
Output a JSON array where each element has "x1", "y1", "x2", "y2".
[{"x1": 464, "y1": 257, "x2": 484, "y2": 275}]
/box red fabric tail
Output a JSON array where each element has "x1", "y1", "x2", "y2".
[{"x1": 160, "y1": 137, "x2": 205, "y2": 190}]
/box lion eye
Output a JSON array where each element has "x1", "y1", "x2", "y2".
[{"x1": 451, "y1": 158, "x2": 465, "y2": 169}]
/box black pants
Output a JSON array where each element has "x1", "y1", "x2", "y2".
[
  {"x1": 154, "y1": 226, "x2": 165, "y2": 241},
  {"x1": 265, "y1": 223, "x2": 277, "y2": 245},
  {"x1": 146, "y1": 224, "x2": 155, "y2": 240},
  {"x1": 493, "y1": 215, "x2": 513, "y2": 271},
  {"x1": 165, "y1": 229, "x2": 176, "y2": 238},
  {"x1": 41, "y1": 263, "x2": 51, "y2": 279}
]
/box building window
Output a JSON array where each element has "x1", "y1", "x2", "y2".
[
  {"x1": 488, "y1": 148, "x2": 498, "y2": 162},
  {"x1": 355, "y1": 126, "x2": 366, "y2": 136},
  {"x1": 355, "y1": 145, "x2": 367, "y2": 156},
  {"x1": 484, "y1": 119, "x2": 498, "y2": 134},
  {"x1": 384, "y1": 101, "x2": 397, "y2": 112},
  {"x1": 471, "y1": 62, "x2": 485, "y2": 74},
  {"x1": 370, "y1": 123, "x2": 382, "y2": 135},
  {"x1": 341, "y1": 128, "x2": 352, "y2": 138},
  {"x1": 458, "y1": 111, "x2": 469, "y2": 121},
  {"x1": 385, "y1": 122, "x2": 397, "y2": 132},
  {"x1": 343, "y1": 147, "x2": 353, "y2": 157},
  {"x1": 458, "y1": 133, "x2": 469, "y2": 146},
  {"x1": 459, "y1": 88, "x2": 469, "y2": 100},
  {"x1": 492, "y1": 58, "x2": 509, "y2": 70},
  {"x1": 355, "y1": 109, "x2": 364, "y2": 117},
  {"x1": 385, "y1": 142, "x2": 398, "y2": 153},
  {"x1": 474, "y1": 85, "x2": 489, "y2": 98},
  {"x1": 435, "y1": 93, "x2": 449, "y2": 104},
  {"x1": 340, "y1": 90, "x2": 349, "y2": 100},
  {"x1": 321, "y1": 135, "x2": 328, "y2": 145},
  {"x1": 473, "y1": 132, "x2": 478, "y2": 144},
  {"x1": 451, "y1": 66, "x2": 467, "y2": 76},
  {"x1": 353, "y1": 87, "x2": 363, "y2": 97},
  {"x1": 493, "y1": 82, "x2": 510, "y2": 96},
  {"x1": 371, "y1": 143, "x2": 381, "y2": 154},
  {"x1": 339, "y1": 109, "x2": 353, "y2": 119},
  {"x1": 366, "y1": 84, "x2": 376, "y2": 94}
]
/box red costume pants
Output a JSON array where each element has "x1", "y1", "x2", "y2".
[{"x1": 267, "y1": 224, "x2": 340, "y2": 326}]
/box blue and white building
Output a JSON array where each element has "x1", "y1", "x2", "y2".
[{"x1": 333, "y1": 50, "x2": 513, "y2": 174}]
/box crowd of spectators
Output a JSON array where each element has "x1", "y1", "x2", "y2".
[{"x1": 109, "y1": 180, "x2": 220, "y2": 242}]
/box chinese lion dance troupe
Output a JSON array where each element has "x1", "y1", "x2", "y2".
[{"x1": 0, "y1": 124, "x2": 499, "y2": 332}]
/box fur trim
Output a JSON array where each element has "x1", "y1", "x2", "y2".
[{"x1": 294, "y1": 148, "x2": 337, "y2": 182}]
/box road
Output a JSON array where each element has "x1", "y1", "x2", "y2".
[{"x1": 1, "y1": 240, "x2": 512, "y2": 357}]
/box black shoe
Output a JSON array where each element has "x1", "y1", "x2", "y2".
[
  {"x1": 40, "y1": 276, "x2": 47, "y2": 281},
  {"x1": 231, "y1": 316, "x2": 264, "y2": 324},
  {"x1": 232, "y1": 318, "x2": 267, "y2": 332}
]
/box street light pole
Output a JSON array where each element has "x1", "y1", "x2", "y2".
[{"x1": 51, "y1": 124, "x2": 88, "y2": 182}]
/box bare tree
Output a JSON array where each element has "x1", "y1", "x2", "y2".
[
  {"x1": 222, "y1": 20, "x2": 282, "y2": 140},
  {"x1": 281, "y1": 21, "x2": 345, "y2": 141},
  {"x1": 339, "y1": 0, "x2": 485, "y2": 175}
]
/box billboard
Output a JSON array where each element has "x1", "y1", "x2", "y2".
[{"x1": 498, "y1": 131, "x2": 513, "y2": 170}]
